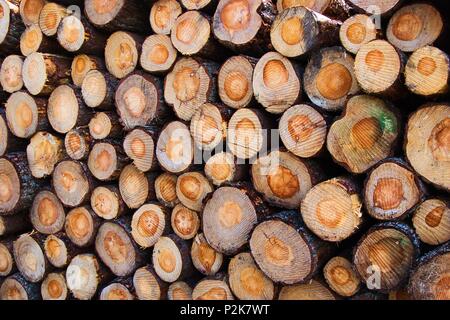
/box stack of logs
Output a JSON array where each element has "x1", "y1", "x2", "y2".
[{"x1": 0, "y1": 0, "x2": 449, "y2": 300}]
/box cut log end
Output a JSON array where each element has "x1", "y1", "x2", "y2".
[
  {"x1": 38, "y1": 2, "x2": 67, "y2": 37},
  {"x1": 66, "y1": 254, "x2": 101, "y2": 300},
  {"x1": 141, "y1": 34, "x2": 177, "y2": 73},
  {"x1": 91, "y1": 186, "x2": 122, "y2": 220},
  {"x1": 204, "y1": 152, "x2": 237, "y2": 186},
  {"x1": 412, "y1": 199, "x2": 450, "y2": 246},
  {"x1": 0, "y1": 274, "x2": 38, "y2": 300},
  {"x1": 20, "y1": 0, "x2": 45, "y2": 26},
  {"x1": 0, "y1": 55, "x2": 23, "y2": 93},
  {"x1": 340, "y1": 14, "x2": 377, "y2": 54},
  {"x1": 191, "y1": 233, "x2": 223, "y2": 275},
  {"x1": 152, "y1": 235, "x2": 190, "y2": 283},
  {"x1": 65, "y1": 206, "x2": 97, "y2": 247},
  {"x1": 324, "y1": 256, "x2": 360, "y2": 297},
  {"x1": 123, "y1": 128, "x2": 155, "y2": 172},
  {"x1": 65, "y1": 129, "x2": 90, "y2": 160},
  {"x1": 57, "y1": 15, "x2": 85, "y2": 52},
  {"x1": 192, "y1": 278, "x2": 234, "y2": 300},
  {"x1": 119, "y1": 164, "x2": 150, "y2": 209},
  {"x1": 131, "y1": 203, "x2": 167, "y2": 248},
  {"x1": 44, "y1": 235, "x2": 69, "y2": 268},
  {"x1": 105, "y1": 31, "x2": 139, "y2": 79},
  {"x1": 133, "y1": 266, "x2": 166, "y2": 300},
  {"x1": 171, "y1": 204, "x2": 200, "y2": 240},
  {"x1": 30, "y1": 190, "x2": 65, "y2": 235},
  {"x1": 0, "y1": 158, "x2": 20, "y2": 214},
  {"x1": 88, "y1": 143, "x2": 118, "y2": 181},
  {"x1": 228, "y1": 108, "x2": 264, "y2": 159},
  {"x1": 0, "y1": 242, "x2": 14, "y2": 277},
  {"x1": 155, "y1": 173, "x2": 179, "y2": 207},
  {"x1": 27, "y1": 132, "x2": 63, "y2": 179},
  {"x1": 5, "y1": 91, "x2": 38, "y2": 138},
  {"x1": 52, "y1": 160, "x2": 90, "y2": 208},
  {"x1": 85, "y1": 0, "x2": 125, "y2": 27},
  {"x1": 82, "y1": 70, "x2": 107, "y2": 109},
  {"x1": 71, "y1": 55, "x2": 99, "y2": 87},
  {"x1": 41, "y1": 273, "x2": 67, "y2": 300},
  {"x1": 176, "y1": 172, "x2": 213, "y2": 212},
  {"x1": 167, "y1": 281, "x2": 192, "y2": 300},
  {"x1": 149, "y1": 0, "x2": 183, "y2": 35},
  {"x1": 279, "y1": 280, "x2": 335, "y2": 300},
  {"x1": 13, "y1": 234, "x2": 47, "y2": 283},
  {"x1": 48, "y1": 85, "x2": 80, "y2": 134},
  {"x1": 171, "y1": 10, "x2": 211, "y2": 56},
  {"x1": 100, "y1": 283, "x2": 134, "y2": 300},
  {"x1": 190, "y1": 103, "x2": 226, "y2": 151}
]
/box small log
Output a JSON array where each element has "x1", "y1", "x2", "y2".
[
  {"x1": 339, "y1": 14, "x2": 379, "y2": 54},
  {"x1": 192, "y1": 273, "x2": 234, "y2": 300},
  {"x1": 191, "y1": 232, "x2": 223, "y2": 276},
  {"x1": 20, "y1": 24, "x2": 59, "y2": 57},
  {"x1": 171, "y1": 203, "x2": 200, "y2": 240},
  {"x1": 149, "y1": 0, "x2": 182, "y2": 35},
  {"x1": 41, "y1": 272, "x2": 68, "y2": 300},
  {"x1": 140, "y1": 34, "x2": 177, "y2": 74},
  {"x1": 123, "y1": 126, "x2": 158, "y2": 172},
  {"x1": 38, "y1": 2, "x2": 69, "y2": 37},
  {"x1": 0, "y1": 110, "x2": 28, "y2": 157},
  {"x1": 26, "y1": 131, "x2": 65, "y2": 178},
  {"x1": 43, "y1": 232, "x2": 81, "y2": 268},
  {"x1": 167, "y1": 281, "x2": 193, "y2": 300},
  {"x1": 0, "y1": 0, "x2": 25, "y2": 55},
  {"x1": 65, "y1": 206, "x2": 101, "y2": 247},
  {"x1": 89, "y1": 112, "x2": 122, "y2": 140},
  {"x1": 323, "y1": 256, "x2": 361, "y2": 297},
  {"x1": 30, "y1": 190, "x2": 65, "y2": 235},
  {"x1": 204, "y1": 152, "x2": 246, "y2": 186},
  {"x1": 0, "y1": 272, "x2": 41, "y2": 300},
  {"x1": 19, "y1": 0, "x2": 46, "y2": 26},
  {"x1": 353, "y1": 221, "x2": 420, "y2": 292},
  {"x1": 87, "y1": 141, "x2": 127, "y2": 181},
  {"x1": 71, "y1": 54, "x2": 105, "y2": 87},
  {"x1": 347, "y1": 0, "x2": 402, "y2": 16},
  {"x1": 270, "y1": 6, "x2": 341, "y2": 59},
  {"x1": 278, "y1": 280, "x2": 335, "y2": 300},
  {"x1": 176, "y1": 171, "x2": 213, "y2": 212},
  {"x1": 405, "y1": 103, "x2": 450, "y2": 191},
  {"x1": 364, "y1": 158, "x2": 425, "y2": 221},
  {"x1": 118, "y1": 164, "x2": 157, "y2": 209},
  {"x1": 133, "y1": 265, "x2": 168, "y2": 300},
  {"x1": 252, "y1": 51, "x2": 301, "y2": 114},
  {"x1": 81, "y1": 70, "x2": 119, "y2": 109},
  {"x1": 64, "y1": 127, "x2": 92, "y2": 160},
  {"x1": 22, "y1": 53, "x2": 72, "y2": 96},
  {"x1": 0, "y1": 55, "x2": 23, "y2": 93},
  {"x1": 327, "y1": 95, "x2": 400, "y2": 174},
  {"x1": 99, "y1": 279, "x2": 134, "y2": 300},
  {"x1": 0, "y1": 240, "x2": 15, "y2": 277},
  {"x1": 279, "y1": 104, "x2": 327, "y2": 158},
  {"x1": 181, "y1": 0, "x2": 218, "y2": 13},
  {"x1": 276, "y1": 0, "x2": 351, "y2": 21},
  {"x1": 249, "y1": 210, "x2": 333, "y2": 284},
  {"x1": 130, "y1": 203, "x2": 170, "y2": 249},
  {"x1": 0, "y1": 213, "x2": 31, "y2": 237},
  {"x1": 154, "y1": 172, "x2": 179, "y2": 208},
  {"x1": 152, "y1": 234, "x2": 193, "y2": 283},
  {"x1": 412, "y1": 198, "x2": 450, "y2": 246},
  {"x1": 91, "y1": 185, "x2": 127, "y2": 220},
  {"x1": 164, "y1": 57, "x2": 219, "y2": 121}
]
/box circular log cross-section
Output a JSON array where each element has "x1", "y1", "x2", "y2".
[
  {"x1": 278, "y1": 280, "x2": 335, "y2": 300},
  {"x1": 348, "y1": 0, "x2": 401, "y2": 16},
  {"x1": 339, "y1": 14, "x2": 378, "y2": 54},
  {"x1": 66, "y1": 254, "x2": 104, "y2": 300},
  {"x1": 56, "y1": 15, "x2": 86, "y2": 53},
  {"x1": 13, "y1": 234, "x2": 48, "y2": 283},
  {"x1": 65, "y1": 206, "x2": 99, "y2": 248},
  {"x1": 119, "y1": 164, "x2": 151, "y2": 209},
  {"x1": 52, "y1": 161, "x2": 91, "y2": 208},
  {"x1": 405, "y1": 46, "x2": 449, "y2": 97},
  {"x1": 205, "y1": 152, "x2": 244, "y2": 186},
  {"x1": 41, "y1": 273, "x2": 67, "y2": 300},
  {"x1": 252, "y1": 51, "x2": 301, "y2": 114},
  {"x1": 171, "y1": 11, "x2": 212, "y2": 56},
  {"x1": 171, "y1": 204, "x2": 200, "y2": 240},
  {"x1": 38, "y1": 2, "x2": 68, "y2": 37},
  {"x1": 141, "y1": 34, "x2": 177, "y2": 74},
  {"x1": 412, "y1": 199, "x2": 450, "y2": 246},
  {"x1": 191, "y1": 233, "x2": 223, "y2": 275},
  {"x1": 30, "y1": 190, "x2": 65, "y2": 235},
  {"x1": 82, "y1": 70, "x2": 116, "y2": 109},
  {"x1": 304, "y1": 46, "x2": 359, "y2": 112},
  {"x1": 88, "y1": 142, "x2": 122, "y2": 181},
  {"x1": 228, "y1": 252, "x2": 275, "y2": 300},
  {"x1": 203, "y1": 186, "x2": 257, "y2": 255},
  {"x1": 387, "y1": 3, "x2": 443, "y2": 53},
  {"x1": 123, "y1": 128, "x2": 156, "y2": 173},
  {"x1": 26, "y1": 132, "x2": 63, "y2": 179},
  {"x1": 0, "y1": 273, "x2": 40, "y2": 300},
  {"x1": 133, "y1": 265, "x2": 167, "y2": 300},
  {"x1": 20, "y1": 0, "x2": 45, "y2": 26},
  {"x1": 155, "y1": 173, "x2": 179, "y2": 208},
  {"x1": 324, "y1": 256, "x2": 360, "y2": 297},
  {"x1": 364, "y1": 160, "x2": 422, "y2": 221},
  {"x1": 71, "y1": 55, "x2": 104, "y2": 88},
  {"x1": 91, "y1": 186, "x2": 125, "y2": 220},
  {"x1": 405, "y1": 103, "x2": 449, "y2": 191},
  {"x1": 100, "y1": 283, "x2": 134, "y2": 300},
  {"x1": 43, "y1": 234, "x2": 72, "y2": 269},
  {"x1": 131, "y1": 203, "x2": 168, "y2": 248},
  {"x1": 279, "y1": 104, "x2": 327, "y2": 158},
  {"x1": 65, "y1": 128, "x2": 91, "y2": 161},
  {"x1": 167, "y1": 281, "x2": 192, "y2": 300},
  {"x1": 0, "y1": 158, "x2": 20, "y2": 214},
  {"x1": 176, "y1": 172, "x2": 213, "y2": 212},
  {"x1": 0, "y1": 55, "x2": 23, "y2": 93},
  {"x1": 149, "y1": 0, "x2": 183, "y2": 35},
  {"x1": 20, "y1": 24, "x2": 58, "y2": 57},
  {"x1": 156, "y1": 121, "x2": 194, "y2": 174},
  {"x1": 89, "y1": 112, "x2": 120, "y2": 140},
  {"x1": 353, "y1": 222, "x2": 420, "y2": 292},
  {"x1": 327, "y1": 95, "x2": 400, "y2": 174},
  {"x1": 192, "y1": 277, "x2": 234, "y2": 300},
  {"x1": 0, "y1": 242, "x2": 14, "y2": 277},
  {"x1": 105, "y1": 31, "x2": 141, "y2": 79}
]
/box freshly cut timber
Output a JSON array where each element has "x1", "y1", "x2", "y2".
[
  {"x1": 152, "y1": 234, "x2": 193, "y2": 282},
  {"x1": 41, "y1": 272, "x2": 68, "y2": 300},
  {"x1": 252, "y1": 51, "x2": 301, "y2": 114},
  {"x1": 192, "y1": 274, "x2": 234, "y2": 300},
  {"x1": 0, "y1": 152, "x2": 44, "y2": 215},
  {"x1": 5, "y1": 91, "x2": 49, "y2": 138},
  {"x1": 0, "y1": 213, "x2": 31, "y2": 237},
  {"x1": 84, "y1": 0, "x2": 149, "y2": 33},
  {"x1": 327, "y1": 95, "x2": 400, "y2": 174},
  {"x1": 250, "y1": 211, "x2": 333, "y2": 284},
  {"x1": 386, "y1": 3, "x2": 443, "y2": 53},
  {"x1": 167, "y1": 281, "x2": 192, "y2": 300},
  {"x1": 301, "y1": 177, "x2": 363, "y2": 242},
  {"x1": 38, "y1": 2, "x2": 68, "y2": 36},
  {"x1": 364, "y1": 159, "x2": 424, "y2": 221},
  {"x1": 347, "y1": 0, "x2": 402, "y2": 16},
  {"x1": 171, "y1": 204, "x2": 200, "y2": 240},
  {"x1": 212, "y1": 0, "x2": 276, "y2": 55},
  {"x1": 0, "y1": 0, "x2": 25, "y2": 54},
  {"x1": 91, "y1": 185, "x2": 126, "y2": 220},
  {"x1": 133, "y1": 265, "x2": 168, "y2": 300},
  {"x1": 270, "y1": 6, "x2": 341, "y2": 59},
  {"x1": 164, "y1": 57, "x2": 218, "y2": 121},
  {"x1": 66, "y1": 254, "x2": 110, "y2": 300},
  {"x1": 405, "y1": 46, "x2": 449, "y2": 97},
  {"x1": 181, "y1": 0, "x2": 218, "y2": 12},
  {"x1": 323, "y1": 256, "x2": 360, "y2": 297},
  {"x1": 354, "y1": 40, "x2": 406, "y2": 98},
  {"x1": 19, "y1": 0, "x2": 45, "y2": 26},
  {"x1": 156, "y1": 121, "x2": 194, "y2": 174},
  {"x1": 87, "y1": 142, "x2": 126, "y2": 181},
  {"x1": 227, "y1": 108, "x2": 271, "y2": 159},
  {"x1": 131, "y1": 203, "x2": 169, "y2": 248},
  {"x1": 405, "y1": 103, "x2": 450, "y2": 191},
  {"x1": 43, "y1": 233, "x2": 81, "y2": 268},
  {"x1": 119, "y1": 164, "x2": 156, "y2": 209},
  {"x1": 71, "y1": 54, "x2": 105, "y2": 87},
  {"x1": 218, "y1": 55, "x2": 256, "y2": 109},
  {"x1": 115, "y1": 72, "x2": 165, "y2": 129},
  {"x1": 190, "y1": 103, "x2": 231, "y2": 151},
  {"x1": 26, "y1": 132, "x2": 64, "y2": 178},
  {"x1": 140, "y1": 34, "x2": 177, "y2": 74},
  {"x1": 52, "y1": 160, "x2": 94, "y2": 208},
  {"x1": 30, "y1": 190, "x2": 65, "y2": 235},
  {"x1": 13, "y1": 234, "x2": 50, "y2": 283},
  {"x1": 0, "y1": 55, "x2": 23, "y2": 93},
  {"x1": 95, "y1": 219, "x2": 146, "y2": 277},
  {"x1": 252, "y1": 150, "x2": 322, "y2": 209},
  {"x1": 123, "y1": 126, "x2": 158, "y2": 172},
  {"x1": 191, "y1": 233, "x2": 223, "y2": 275},
  {"x1": 65, "y1": 127, "x2": 92, "y2": 160},
  {"x1": 278, "y1": 280, "x2": 335, "y2": 300},
  {"x1": 412, "y1": 199, "x2": 450, "y2": 246},
  {"x1": 20, "y1": 24, "x2": 59, "y2": 57},
  {"x1": 104, "y1": 31, "x2": 143, "y2": 79},
  {"x1": 339, "y1": 14, "x2": 378, "y2": 54},
  {"x1": 276, "y1": 0, "x2": 351, "y2": 21},
  {"x1": 353, "y1": 222, "x2": 420, "y2": 292},
  {"x1": 22, "y1": 53, "x2": 71, "y2": 96},
  {"x1": 65, "y1": 206, "x2": 100, "y2": 247},
  {"x1": 99, "y1": 281, "x2": 134, "y2": 300},
  {"x1": 304, "y1": 46, "x2": 359, "y2": 112},
  {"x1": 176, "y1": 171, "x2": 213, "y2": 211},
  {"x1": 203, "y1": 185, "x2": 267, "y2": 255},
  {"x1": 0, "y1": 241, "x2": 14, "y2": 277},
  {"x1": 279, "y1": 104, "x2": 327, "y2": 158},
  {"x1": 228, "y1": 252, "x2": 275, "y2": 300},
  {"x1": 81, "y1": 70, "x2": 119, "y2": 109},
  {"x1": 204, "y1": 152, "x2": 246, "y2": 186},
  {"x1": 149, "y1": 0, "x2": 182, "y2": 35},
  {"x1": 88, "y1": 112, "x2": 122, "y2": 140},
  {"x1": 408, "y1": 242, "x2": 450, "y2": 300},
  {"x1": 0, "y1": 273, "x2": 40, "y2": 300},
  {"x1": 0, "y1": 111, "x2": 27, "y2": 157},
  {"x1": 154, "y1": 173, "x2": 179, "y2": 208}
]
